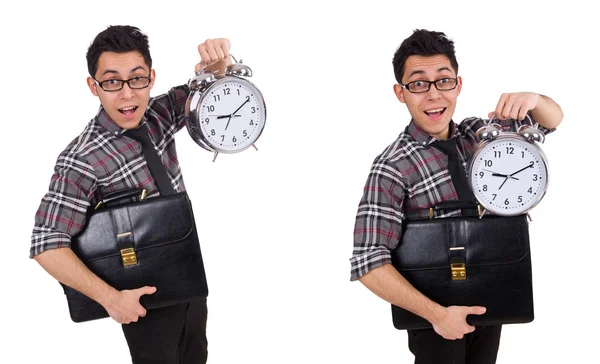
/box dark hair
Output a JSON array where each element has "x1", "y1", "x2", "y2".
[
  {"x1": 392, "y1": 29, "x2": 459, "y2": 84},
  {"x1": 86, "y1": 25, "x2": 152, "y2": 78}
]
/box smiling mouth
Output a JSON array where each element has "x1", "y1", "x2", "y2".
[
  {"x1": 119, "y1": 106, "x2": 138, "y2": 116},
  {"x1": 424, "y1": 107, "x2": 446, "y2": 118}
]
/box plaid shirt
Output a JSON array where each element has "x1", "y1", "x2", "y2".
[
  {"x1": 349, "y1": 116, "x2": 554, "y2": 281},
  {"x1": 30, "y1": 85, "x2": 190, "y2": 258}
]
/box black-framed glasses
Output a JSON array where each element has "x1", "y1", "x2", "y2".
[
  {"x1": 94, "y1": 75, "x2": 152, "y2": 92},
  {"x1": 400, "y1": 77, "x2": 458, "y2": 94}
]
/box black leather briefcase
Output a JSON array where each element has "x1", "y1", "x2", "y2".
[
  {"x1": 390, "y1": 212, "x2": 533, "y2": 330},
  {"x1": 62, "y1": 189, "x2": 208, "y2": 323}
]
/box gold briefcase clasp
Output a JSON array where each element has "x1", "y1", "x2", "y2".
[
  {"x1": 120, "y1": 247, "x2": 138, "y2": 266},
  {"x1": 451, "y1": 263, "x2": 466, "y2": 280}
]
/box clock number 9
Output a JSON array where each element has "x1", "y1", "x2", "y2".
[
  {"x1": 204, "y1": 118, "x2": 209, "y2": 124},
  {"x1": 479, "y1": 172, "x2": 484, "y2": 178}
]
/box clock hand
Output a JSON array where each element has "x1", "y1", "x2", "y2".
[
  {"x1": 225, "y1": 115, "x2": 232, "y2": 131},
  {"x1": 492, "y1": 173, "x2": 519, "y2": 181},
  {"x1": 498, "y1": 176, "x2": 509, "y2": 190},
  {"x1": 215, "y1": 114, "x2": 242, "y2": 119},
  {"x1": 482, "y1": 169, "x2": 519, "y2": 180},
  {"x1": 509, "y1": 163, "x2": 534, "y2": 177},
  {"x1": 231, "y1": 99, "x2": 250, "y2": 116}
]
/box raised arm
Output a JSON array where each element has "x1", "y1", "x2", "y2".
[{"x1": 489, "y1": 92, "x2": 563, "y2": 130}]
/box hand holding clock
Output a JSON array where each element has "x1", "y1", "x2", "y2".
[
  {"x1": 488, "y1": 92, "x2": 540, "y2": 121},
  {"x1": 196, "y1": 38, "x2": 232, "y2": 75}
]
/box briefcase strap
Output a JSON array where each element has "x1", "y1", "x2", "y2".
[
  {"x1": 408, "y1": 200, "x2": 481, "y2": 220},
  {"x1": 95, "y1": 188, "x2": 147, "y2": 210},
  {"x1": 125, "y1": 124, "x2": 177, "y2": 196}
]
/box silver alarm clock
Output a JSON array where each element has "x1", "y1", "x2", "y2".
[
  {"x1": 468, "y1": 114, "x2": 549, "y2": 217},
  {"x1": 185, "y1": 55, "x2": 266, "y2": 162}
]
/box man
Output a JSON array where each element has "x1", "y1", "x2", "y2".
[
  {"x1": 349, "y1": 29, "x2": 563, "y2": 364},
  {"x1": 30, "y1": 25, "x2": 231, "y2": 364}
]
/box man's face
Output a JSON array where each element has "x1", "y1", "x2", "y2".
[
  {"x1": 393, "y1": 54, "x2": 462, "y2": 140},
  {"x1": 87, "y1": 51, "x2": 155, "y2": 130}
]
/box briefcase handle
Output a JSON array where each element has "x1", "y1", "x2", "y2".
[{"x1": 94, "y1": 188, "x2": 147, "y2": 210}]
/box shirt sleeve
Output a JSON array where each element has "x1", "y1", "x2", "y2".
[
  {"x1": 148, "y1": 84, "x2": 191, "y2": 133},
  {"x1": 350, "y1": 158, "x2": 405, "y2": 281},
  {"x1": 30, "y1": 152, "x2": 97, "y2": 258}
]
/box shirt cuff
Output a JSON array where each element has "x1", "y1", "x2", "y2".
[
  {"x1": 349, "y1": 247, "x2": 393, "y2": 281},
  {"x1": 30, "y1": 230, "x2": 72, "y2": 258}
]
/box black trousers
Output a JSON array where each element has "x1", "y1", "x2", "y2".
[
  {"x1": 122, "y1": 298, "x2": 208, "y2": 364},
  {"x1": 407, "y1": 325, "x2": 502, "y2": 364}
]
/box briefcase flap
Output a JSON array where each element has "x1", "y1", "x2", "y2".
[
  {"x1": 393, "y1": 215, "x2": 529, "y2": 270},
  {"x1": 71, "y1": 192, "x2": 194, "y2": 262}
]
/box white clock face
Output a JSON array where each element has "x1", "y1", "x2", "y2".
[
  {"x1": 198, "y1": 78, "x2": 265, "y2": 152},
  {"x1": 469, "y1": 136, "x2": 548, "y2": 216}
]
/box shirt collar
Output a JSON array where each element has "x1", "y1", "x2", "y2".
[
  {"x1": 406, "y1": 119, "x2": 460, "y2": 146},
  {"x1": 96, "y1": 106, "x2": 148, "y2": 136}
]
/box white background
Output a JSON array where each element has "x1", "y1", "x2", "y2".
[{"x1": 1, "y1": 1, "x2": 597, "y2": 363}]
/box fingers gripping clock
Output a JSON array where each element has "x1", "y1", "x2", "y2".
[{"x1": 468, "y1": 115, "x2": 549, "y2": 217}]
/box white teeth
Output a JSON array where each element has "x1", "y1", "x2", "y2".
[
  {"x1": 425, "y1": 108, "x2": 444, "y2": 114},
  {"x1": 121, "y1": 106, "x2": 136, "y2": 111}
]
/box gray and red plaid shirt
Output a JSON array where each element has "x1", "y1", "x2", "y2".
[
  {"x1": 349, "y1": 116, "x2": 554, "y2": 281},
  {"x1": 30, "y1": 85, "x2": 190, "y2": 258}
]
